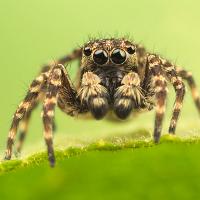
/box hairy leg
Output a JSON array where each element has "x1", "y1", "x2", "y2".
[
  {"x1": 42, "y1": 66, "x2": 63, "y2": 167},
  {"x1": 148, "y1": 55, "x2": 168, "y2": 142},
  {"x1": 42, "y1": 48, "x2": 82, "y2": 69},
  {"x1": 5, "y1": 48, "x2": 82, "y2": 161},
  {"x1": 42, "y1": 64, "x2": 81, "y2": 166},
  {"x1": 161, "y1": 59, "x2": 185, "y2": 134},
  {"x1": 176, "y1": 68, "x2": 200, "y2": 113},
  {"x1": 15, "y1": 65, "x2": 60, "y2": 155},
  {"x1": 15, "y1": 102, "x2": 38, "y2": 154},
  {"x1": 5, "y1": 72, "x2": 48, "y2": 159},
  {"x1": 15, "y1": 101, "x2": 57, "y2": 155}
]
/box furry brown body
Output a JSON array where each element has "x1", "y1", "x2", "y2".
[{"x1": 4, "y1": 38, "x2": 200, "y2": 166}]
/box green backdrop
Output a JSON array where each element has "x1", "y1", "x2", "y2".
[{"x1": 0, "y1": 0, "x2": 200, "y2": 156}]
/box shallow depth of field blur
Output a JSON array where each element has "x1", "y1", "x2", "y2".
[{"x1": 1, "y1": 0, "x2": 200, "y2": 199}]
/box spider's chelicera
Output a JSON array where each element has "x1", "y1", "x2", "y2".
[{"x1": 4, "y1": 38, "x2": 200, "y2": 166}]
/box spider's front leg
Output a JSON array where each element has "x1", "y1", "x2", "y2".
[
  {"x1": 15, "y1": 49, "x2": 82, "y2": 153},
  {"x1": 42, "y1": 63, "x2": 83, "y2": 166},
  {"x1": 5, "y1": 71, "x2": 48, "y2": 160},
  {"x1": 176, "y1": 68, "x2": 200, "y2": 114},
  {"x1": 15, "y1": 102, "x2": 39, "y2": 155},
  {"x1": 161, "y1": 59, "x2": 186, "y2": 134},
  {"x1": 41, "y1": 65, "x2": 65, "y2": 167},
  {"x1": 148, "y1": 55, "x2": 168, "y2": 142}
]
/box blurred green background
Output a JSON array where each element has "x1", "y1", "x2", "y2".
[
  {"x1": 1, "y1": 0, "x2": 200, "y2": 199},
  {"x1": 1, "y1": 0, "x2": 200, "y2": 155}
]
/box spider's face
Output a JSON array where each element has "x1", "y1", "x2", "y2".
[{"x1": 81, "y1": 39, "x2": 137, "y2": 68}]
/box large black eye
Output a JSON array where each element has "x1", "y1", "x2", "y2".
[
  {"x1": 127, "y1": 46, "x2": 135, "y2": 54},
  {"x1": 93, "y1": 50, "x2": 108, "y2": 65},
  {"x1": 83, "y1": 47, "x2": 92, "y2": 56},
  {"x1": 111, "y1": 49, "x2": 126, "y2": 64}
]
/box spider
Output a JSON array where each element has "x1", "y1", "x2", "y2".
[{"x1": 4, "y1": 38, "x2": 200, "y2": 167}]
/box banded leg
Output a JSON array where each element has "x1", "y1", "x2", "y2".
[
  {"x1": 42, "y1": 63, "x2": 80, "y2": 166},
  {"x1": 176, "y1": 68, "x2": 200, "y2": 113},
  {"x1": 148, "y1": 55, "x2": 168, "y2": 142},
  {"x1": 161, "y1": 60, "x2": 186, "y2": 134},
  {"x1": 5, "y1": 48, "x2": 82, "y2": 162},
  {"x1": 15, "y1": 103, "x2": 38, "y2": 154},
  {"x1": 114, "y1": 72, "x2": 143, "y2": 119},
  {"x1": 15, "y1": 65, "x2": 57, "y2": 155},
  {"x1": 15, "y1": 104, "x2": 58, "y2": 155},
  {"x1": 5, "y1": 72, "x2": 47, "y2": 160},
  {"x1": 42, "y1": 48, "x2": 82, "y2": 69},
  {"x1": 78, "y1": 72, "x2": 109, "y2": 119},
  {"x1": 42, "y1": 65, "x2": 64, "y2": 167}
]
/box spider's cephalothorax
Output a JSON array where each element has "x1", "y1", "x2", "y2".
[
  {"x1": 4, "y1": 38, "x2": 200, "y2": 166},
  {"x1": 78, "y1": 39, "x2": 147, "y2": 119}
]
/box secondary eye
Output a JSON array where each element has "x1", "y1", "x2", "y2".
[
  {"x1": 127, "y1": 46, "x2": 135, "y2": 54},
  {"x1": 93, "y1": 49, "x2": 108, "y2": 65},
  {"x1": 111, "y1": 49, "x2": 126, "y2": 64},
  {"x1": 83, "y1": 47, "x2": 92, "y2": 56}
]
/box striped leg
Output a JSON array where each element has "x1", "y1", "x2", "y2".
[
  {"x1": 161, "y1": 60, "x2": 186, "y2": 134},
  {"x1": 148, "y1": 55, "x2": 168, "y2": 142},
  {"x1": 16, "y1": 103, "x2": 57, "y2": 155},
  {"x1": 15, "y1": 103, "x2": 38, "y2": 155},
  {"x1": 42, "y1": 65, "x2": 64, "y2": 167},
  {"x1": 5, "y1": 49, "x2": 82, "y2": 163},
  {"x1": 5, "y1": 72, "x2": 47, "y2": 160},
  {"x1": 176, "y1": 68, "x2": 200, "y2": 113},
  {"x1": 15, "y1": 65, "x2": 59, "y2": 155},
  {"x1": 42, "y1": 48, "x2": 82, "y2": 69}
]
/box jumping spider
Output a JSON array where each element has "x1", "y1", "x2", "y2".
[{"x1": 5, "y1": 38, "x2": 200, "y2": 167}]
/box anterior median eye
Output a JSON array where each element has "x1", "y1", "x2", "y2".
[
  {"x1": 83, "y1": 47, "x2": 92, "y2": 56},
  {"x1": 111, "y1": 49, "x2": 126, "y2": 64},
  {"x1": 93, "y1": 49, "x2": 108, "y2": 65}
]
